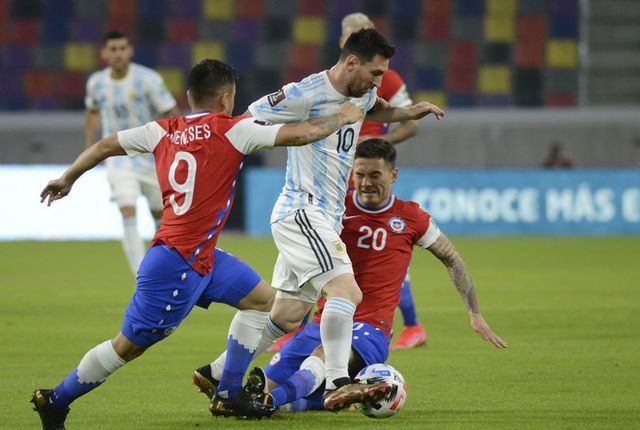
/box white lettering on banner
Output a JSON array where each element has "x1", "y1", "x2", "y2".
[
  {"x1": 412, "y1": 188, "x2": 539, "y2": 223},
  {"x1": 622, "y1": 188, "x2": 640, "y2": 222},
  {"x1": 546, "y1": 185, "x2": 615, "y2": 222}
]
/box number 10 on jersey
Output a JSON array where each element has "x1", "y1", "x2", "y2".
[{"x1": 336, "y1": 127, "x2": 355, "y2": 154}]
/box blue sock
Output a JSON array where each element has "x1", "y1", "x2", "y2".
[
  {"x1": 217, "y1": 336, "x2": 256, "y2": 398},
  {"x1": 270, "y1": 369, "x2": 317, "y2": 407},
  {"x1": 51, "y1": 369, "x2": 102, "y2": 410},
  {"x1": 398, "y1": 277, "x2": 419, "y2": 326}
]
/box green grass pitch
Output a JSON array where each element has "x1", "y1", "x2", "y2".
[{"x1": 1, "y1": 236, "x2": 639, "y2": 429}]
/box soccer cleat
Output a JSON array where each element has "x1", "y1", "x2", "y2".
[
  {"x1": 241, "y1": 367, "x2": 271, "y2": 405},
  {"x1": 193, "y1": 365, "x2": 219, "y2": 400},
  {"x1": 389, "y1": 323, "x2": 428, "y2": 350},
  {"x1": 267, "y1": 326, "x2": 303, "y2": 352},
  {"x1": 30, "y1": 389, "x2": 69, "y2": 430},
  {"x1": 209, "y1": 392, "x2": 276, "y2": 419},
  {"x1": 323, "y1": 379, "x2": 392, "y2": 412}
]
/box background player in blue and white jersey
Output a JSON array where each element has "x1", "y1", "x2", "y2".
[
  {"x1": 194, "y1": 29, "x2": 445, "y2": 412},
  {"x1": 85, "y1": 30, "x2": 180, "y2": 275}
]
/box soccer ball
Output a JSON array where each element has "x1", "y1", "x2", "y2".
[{"x1": 354, "y1": 363, "x2": 407, "y2": 418}]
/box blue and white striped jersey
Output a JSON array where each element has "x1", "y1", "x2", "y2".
[
  {"x1": 249, "y1": 71, "x2": 378, "y2": 233},
  {"x1": 85, "y1": 62, "x2": 177, "y2": 172}
]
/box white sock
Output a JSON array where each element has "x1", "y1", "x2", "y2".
[
  {"x1": 122, "y1": 217, "x2": 145, "y2": 275},
  {"x1": 76, "y1": 340, "x2": 126, "y2": 384},
  {"x1": 320, "y1": 297, "x2": 356, "y2": 390},
  {"x1": 300, "y1": 355, "x2": 326, "y2": 394},
  {"x1": 210, "y1": 317, "x2": 287, "y2": 381},
  {"x1": 228, "y1": 309, "x2": 269, "y2": 352}
]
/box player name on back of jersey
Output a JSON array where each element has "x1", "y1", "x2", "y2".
[{"x1": 168, "y1": 124, "x2": 212, "y2": 146}]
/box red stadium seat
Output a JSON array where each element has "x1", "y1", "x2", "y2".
[
  {"x1": 236, "y1": 0, "x2": 264, "y2": 19},
  {"x1": 423, "y1": 16, "x2": 450, "y2": 41},
  {"x1": 57, "y1": 71, "x2": 86, "y2": 98},
  {"x1": 515, "y1": 39, "x2": 544, "y2": 67},
  {"x1": 287, "y1": 44, "x2": 319, "y2": 72},
  {"x1": 168, "y1": 18, "x2": 198, "y2": 43},
  {"x1": 424, "y1": 0, "x2": 451, "y2": 18},
  {"x1": 448, "y1": 41, "x2": 476, "y2": 70},
  {"x1": 25, "y1": 70, "x2": 55, "y2": 98},
  {"x1": 108, "y1": 0, "x2": 137, "y2": 19},
  {"x1": 546, "y1": 92, "x2": 576, "y2": 107},
  {"x1": 298, "y1": 0, "x2": 325, "y2": 16},
  {"x1": 9, "y1": 19, "x2": 40, "y2": 44}
]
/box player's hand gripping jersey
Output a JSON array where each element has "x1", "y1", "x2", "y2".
[
  {"x1": 249, "y1": 71, "x2": 378, "y2": 233},
  {"x1": 117, "y1": 112, "x2": 283, "y2": 274},
  {"x1": 312, "y1": 192, "x2": 441, "y2": 336}
]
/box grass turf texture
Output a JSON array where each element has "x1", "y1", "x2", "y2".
[{"x1": 1, "y1": 236, "x2": 639, "y2": 429}]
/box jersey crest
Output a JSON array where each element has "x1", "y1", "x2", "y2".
[{"x1": 388, "y1": 216, "x2": 407, "y2": 233}]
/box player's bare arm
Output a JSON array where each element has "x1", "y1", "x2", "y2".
[
  {"x1": 360, "y1": 119, "x2": 418, "y2": 145},
  {"x1": 427, "y1": 234, "x2": 508, "y2": 349},
  {"x1": 366, "y1": 97, "x2": 445, "y2": 123},
  {"x1": 84, "y1": 109, "x2": 101, "y2": 149},
  {"x1": 40, "y1": 134, "x2": 126, "y2": 206},
  {"x1": 274, "y1": 102, "x2": 364, "y2": 147}
]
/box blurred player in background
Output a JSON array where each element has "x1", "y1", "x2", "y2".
[
  {"x1": 194, "y1": 29, "x2": 444, "y2": 412},
  {"x1": 85, "y1": 30, "x2": 180, "y2": 276},
  {"x1": 269, "y1": 12, "x2": 427, "y2": 353},
  {"x1": 32, "y1": 59, "x2": 365, "y2": 428},
  {"x1": 245, "y1": 139, "x2": 507, "y2": 412}
]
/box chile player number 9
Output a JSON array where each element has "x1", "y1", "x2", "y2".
[{"x1": 168, "y1": 151, "x2": 197, "y2": 215}]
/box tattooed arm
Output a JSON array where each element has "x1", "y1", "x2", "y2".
[
  {"x1": 273, "y1": 102, "x2": 364, "y2": 147},
  {"x1": 427, "y1": 234, "x2": 508, "y2": 348}
]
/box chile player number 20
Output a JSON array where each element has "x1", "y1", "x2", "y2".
[{"x1": 356, "y1": 226, "x2": 387, "y2": 251}]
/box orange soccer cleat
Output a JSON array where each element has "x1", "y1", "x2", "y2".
[{"x1": 389, "y1": 323, "x2": 428, "y2": 350}]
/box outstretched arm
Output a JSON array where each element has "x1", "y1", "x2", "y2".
[
  {"x1": 427, "y1": 234, "x2": 507, "y2": 348},
  {"x1": 366, "y1": 98, "x2": 445, "y2": 123},
  {"x1": 274, "y1": 102, "x2": 364, "y2": 147},
  {"x1": 40, "y1": 134, "x2": 126, "y2": 206}
]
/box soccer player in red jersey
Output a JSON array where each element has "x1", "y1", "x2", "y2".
[
  {"x1": 32, "y1": 59, "x2": 364, "y2": 428},
  {"x1": 246, "y1": 139, "x2": 507, "y2": 412}
]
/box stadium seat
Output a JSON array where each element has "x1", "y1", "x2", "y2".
[
  {"x1": 133, "y1": 43, "x2": 157, "y2": 68},
  {"x1": 482, "y1": 43, "x2": 512, "y2": 64},
  {"x1": 264, "y1": 0, "x2": 295, "y2": 17},
  {"x1": 328, "y1": 0, "x2": 356, "y2": 19},
  {"x1": 198, "y1": 20, "x2": 234, "y2": 41},
  {"x1": 10, "y1": 19, "x2": 40, "y2": 44},
  {"x1": 413, "y1": 42, "x2": 447, "y2": 67},
  {"x1": 31, "y1": 45, "x2": 64, "y2": 69},
  {"x1": 424, "y1": 0, "x2": 452, "y2": 18},
  {"x1": 551, "y1": 0, "x2": 578, "y2": 17},
  {"x1": 390, "y1": 0, "x2": 419, "y2": 17},
  {"x1": 423, "y1": 16, "x2": 450, "y2": 41},
  {"x1": 451, "y1": 16, "x2": 483, "y2": 41},
  {"x1": 103, "y1": 19, "x2": 135, "y2": 37},
  {"x1": 72, "y1": 0, "x2": 104, "y2": 19},
  {"x1": 390, "y1": 43, "x2": 414, "y2": 78},
  {"x1": 448, "y1": 42, "x2": 477, "y2": 70},
  {"x1": 518, "y1": 16, "x2": 547, "y2": 42},
  {"x1": 546, "y1": 92, "x2": 576, "y2": 107},
  {"x1": 63, "y1": 42, "x2": 96, "y2": 72},
  {"x1": 391, "y1": 17, "x2": 417, "y2": 40},
  {"x1": 546, "y1": 39, "x2": 577, "y2": 68},
  {"x1": 57, "y1": 71, "x2": 86, "y2": 98},
  {"x1": 139, "y1": 0, "x2": 166, "y2": 18},
  {"x1": 298, "y1": 0, "x2": 325, "y2": 16},
  {"x1": 478, "y1": 65, "x2": 511, "y2": 94},
  {"x1": 24, "y1": 70, "x2": 55, "y2": 98},
  {"x1": 515, "y1": 40, "x2": 545, "y2": 67},
  {"x1": 486, "y1": 0, "x2": 516, "y2": 17},
  {"x1": 170, "y1": 0, "x2": 200, "y2": 17},
  {"x1": 236, "y1": 0, "x2": 264, "y2": 19},
  {"x1": 226, "y1": 43, "x2": 255, "y2": 73},
  {"x1": 136, "y1": 19, "x2": 165, "y2": 43},
  {"x1": 455, "y1": 0, "x2": 485, "y2": 17},
  {"x1": 0, "y1": 71, "x2": 24, "y2": 98},
  {"x1": 484, "y1": 15, "x2": 515, "y2": 42},
  {"x1": 107, "y1": 0, "x2": 136, "y2": 19},
  {"x1": 478, "y1": 94, "x2": 510, "y2": 107},
  {"x1": 544, "y1": 69, "x2": 578, "y2": 93},
  {"x1": 44, "y1": 0, "x2": 74, "y2": 20},
  {"x1": 203, "y1": 0, "x2": 234, "y2": 19},
  {"x1": 550, "y1": 16, "x2": 578, "y2": 38},
  {"x1": 156, "y1": 68, "x2": 184, "y2": 96},
  {"x1": 158, "y1": 44, "x2": 191, "y2": 68},
  {"x1": 413, "y1": 90, "x2": 446, "y2": 108},
  {"x1": 42, "y1": 17, "x2": 69, "y2": 43},
  {"x1": 287, "y1": 44, "x2": 319, "y2": 71},
  {"x1": 370, "y1": 16, "x2": 388, "y2": 36},
  {"x1": 448, "y1": 93, "x2": 475, "y2": 107},
  {"x1": 518, "y1": 0, "x2": 548, "y2": 14},
  {"x1": 192, "y1": 41, "x2": 225, "y2": 65},
  {"x1": 255, "y1": 42, "x2": 289, "y2": 70},
  {"x1": 168, "y1": 18, "x2": 199, "y2": 43},
  {"x1": 447, "y1": 69, "x2": 475, "y2": 93},
  {"x1": 264, "y1": 17, "x2": 292, "y2": 41},
  {"x1": 71, "y1": 20, "x2": 102, "y2": 42},
  {"x1": 232, "y1": 19, "x2": 261, "y2": 43},
  {"x1": 362, "y1": 0, "x2": 388, "y2": 16},
  {"x1": 10, "y1": 0, "x2": 42, "y2": 18},
  {"x1": 415, "y1": 67, "x2": 443, "y2": 90},
  {"x1": 30, "y1": 96, "x2": 58, "y2": 110},
  {"x1": 513, "y1": 67, "x2": 543, "y2": 106},
  {"x1": 3, "y1": 45, "x2": 31, "y2": 69},
  {"x1": 294, "y1": 17, "x2": 326, "y2": 44}
]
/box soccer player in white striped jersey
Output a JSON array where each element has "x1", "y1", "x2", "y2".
[
  {"x1": 85, "y1": 31, "x2": 180, "y2": 275},
  {"x1": 196, "y1": 29, "x2": 444, "y2": 412}
]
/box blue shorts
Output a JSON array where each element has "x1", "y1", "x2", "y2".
[
  {"x1": 121, "y1": 245, "x2": 261, "y2": 348},
  {"x1": 265, "y1": 322, "x2": 389, "y2": 385}
]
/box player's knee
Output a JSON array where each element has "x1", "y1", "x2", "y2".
[
  {"x1": 323, "y1": 274, "x2": 362, "y2": 305},
  {"x1": 271, "y1": 314, "x2": 303, "y2": 333},
  {"x1": 111, "y1": 333, "x2": 147, "y2": 362},
  {"x1": 311, "y1": 345, "x2": 325, "y2": 361},
  {"x1": 237, "y1": 280, "x2": 275, "y2": 312},
  {"x1": 119, "y1": 206, "x2": 136, "y2": 218}
]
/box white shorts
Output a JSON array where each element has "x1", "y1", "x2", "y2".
[
  {"x1": 106, "y1": 164, "x2": 163, "y2": 211},
  {"x1": 271, "y1": 208, "x2": 353, "y2": 304}
]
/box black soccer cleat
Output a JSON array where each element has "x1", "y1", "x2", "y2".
[
  {"x1": 30, "y1": 389, "x2": 70, "y2": 430},
  {"x1": 209, "y1": 391, "x2": 276, "y2": 419},
  {"x1": 241, "y1": 367, "x2": 272, "y2": 405},
  {"x1": 193, "y1": 365, "x2": 219, "y2": 401}
]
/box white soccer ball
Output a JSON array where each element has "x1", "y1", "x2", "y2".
[{"x1": 354, "y1": 363, "x2": 407, "y2": 418}]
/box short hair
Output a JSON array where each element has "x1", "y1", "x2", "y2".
[
  {"x1": 103, "y1": 30, "x2": 128, "y2": 44},
  {"x1": 355, "y1": 138, "x2": 396, "y2": 168},
  {"x1": 339, "y1": 28, "x2": 395, "y2": 63},
  {"x1": 188, "y1": 59, "x2": 238, "y2": 105},
  {"x1": 341, "y1": 12, "x2": 374, "y2": 34}
]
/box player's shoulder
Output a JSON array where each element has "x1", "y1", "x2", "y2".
[
  {"x1": 285, "y1": 71, "x2": 327, "y2": 99},
  {"x1": 131, "y1": 63, "x2": 163, "y2": 80},
  {"x1": 392, "y1": 197, "x2": 431, "y2": 221},
  {"x1": 87, "y1": 68, "x2": 109, "y2": 85}
]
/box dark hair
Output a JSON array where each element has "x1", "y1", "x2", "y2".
[
  {"x1": 188, "y1": 59, "x2": 238, "y2": 105},
  {"x1": 339, "y1": 28, "x2": 396, "y2": 63},
  {"x1": 355, "y1": 138, "x2": 396, "y2": 167},
  {"x1": 103, "y1": 30, "x2": 128, "y2": 44}
]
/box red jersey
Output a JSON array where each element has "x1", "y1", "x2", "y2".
[
  {"x1": 117, "y1": 112, "x2": 283, "y2": 275},
  {"x1": 359, "y1": 69, "x2": 412, "y2": 137},
  {"x1": 312, "y1": 192, "x2": 441, "y2": 336}
]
